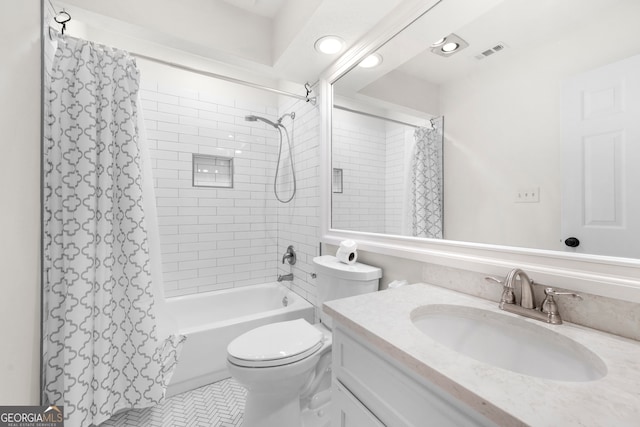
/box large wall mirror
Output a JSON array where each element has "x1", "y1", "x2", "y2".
[{"x1": 331, "y1": 0, "x2": 640, "y2": 261}]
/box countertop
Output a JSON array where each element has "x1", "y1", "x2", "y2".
[{"x1": 323, "y1": 283, "x2": 640, "y2": 427}]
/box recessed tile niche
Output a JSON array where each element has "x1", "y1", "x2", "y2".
[{"x1": 192, "y1": 154, "x2": 233, "y2": 188}]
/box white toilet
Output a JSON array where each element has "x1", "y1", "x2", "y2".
[{"x1": 226, "y1": 255, "x2": 382, "y2": 427}]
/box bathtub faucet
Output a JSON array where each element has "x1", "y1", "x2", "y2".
[
  {"x1": 277, "y1": 273, "x2": 294, "y2": 282},
  {"x1": 282, "y1": 245, "x2": 297, "y2": 265}
]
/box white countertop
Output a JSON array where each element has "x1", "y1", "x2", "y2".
[{"x1": 323, "y1": 283, "x2": 640, "y2": 427}]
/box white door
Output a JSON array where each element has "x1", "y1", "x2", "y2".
[{"x1": 561, "y1": 54, "x2": 640, "y2": 258}]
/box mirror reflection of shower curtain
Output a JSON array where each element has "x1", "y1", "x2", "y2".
[
  {"x1": 43, "y1": 32, "x2": 184, "y2": 427},
  {"x1": 409, "y1": 118, "x2": 444, "y2": 238}
]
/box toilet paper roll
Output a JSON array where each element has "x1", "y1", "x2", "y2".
[
  {"x1": 336, "y1": 246, "x2": 358, "y2": 265},
  {"x1": 339, "y1": 239, "x2": 358, "y2": 252}
]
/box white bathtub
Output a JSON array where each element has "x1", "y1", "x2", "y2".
[{"x1": 165, "y1": 282, "x2": 315, "y2": 397}]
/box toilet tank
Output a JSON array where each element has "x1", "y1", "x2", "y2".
[{"x1": 312, "y1": 255, "x2": 382, "y2": 328}]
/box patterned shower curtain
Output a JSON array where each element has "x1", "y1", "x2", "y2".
[
  {"x1": 43, "y1": 33, "x2": 183, "y2": 427},
  {"x1": 410, "y1": 119, "x2": 444, "y2": 238}
]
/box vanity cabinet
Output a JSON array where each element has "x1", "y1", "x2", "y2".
[{"x1": 331, "y1": 325, "x2": 497, "y2": 427}]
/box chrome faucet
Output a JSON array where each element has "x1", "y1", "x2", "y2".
[
  {"x1": 277, "y1": 273, "x2": 293, "y2": 282},
  {"x1": 505, "y1": 268, "x2": 535, "y2": 309},
  {"x1": 282, "y1": 245, "x2": 297, "y2": 265},
  {"x1": 485, "y1": 268, "x2": 581, "y2": 324}
]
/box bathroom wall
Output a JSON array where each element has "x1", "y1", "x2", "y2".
[
  {"x1": 440, "y1": 2, "x2": 640, "y2": 252},
  {"x1": 139, "y1": 77, "x2": 281, "y2": 297},
  {"x1": 332, "y1": 111, "x2": 387, "y2": 232},
  {"x1": 384, "y1": 125, "x2": 413, "y2": 235},
  {"x1": 332, "y1": 109, "x2": 418, "y2": 236},
  {"x1": 0, "y1": 0, "x2": 41, "y2": 404},
  {"x1": 275, "y1": 97, "x2": 322, "y2": 305}
]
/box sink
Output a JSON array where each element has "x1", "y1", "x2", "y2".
[{"x1": 411, "y1": 304, "x2": 607, "y2": 382}]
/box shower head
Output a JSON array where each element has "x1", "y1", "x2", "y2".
[{"x1": 245, "y1": 115, "x2": 278, "y2": 128}]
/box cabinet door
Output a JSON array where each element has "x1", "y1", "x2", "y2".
[{"x1": 333, "y1": 380, "x2": 385, "y2": 427}]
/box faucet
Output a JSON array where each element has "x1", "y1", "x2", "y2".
[
  {"x1": 485, "y1": 268, "x2": 581, "y2": 324},
  {"x1": 277, "y1": 273, "x2": 293, "y2": 282},
  {"x1": 504, "y1": 268, "x2": 535, "y2": 309},
  {"x1": 282, "y1": 245, "x2": 297, "y2": 265}
]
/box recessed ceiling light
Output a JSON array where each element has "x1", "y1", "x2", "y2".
[
  {"x1": 442, "y1": 42, "x2": 460, "y2": 53},
  {"x1": 358, "y1": 53, "x2": 383, "y2": 68},
  {"x1": 430, "y1": 33, "x2": 469, "y2": 57},
  {"x1": 314, "y1": 36, "x2": 345, "y2": 54}
]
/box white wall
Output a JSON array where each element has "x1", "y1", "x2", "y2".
[
  {"x1": 384, "y1": 125, "x2": 413, "y2": 235},
  {"x1": 275, "y1": 97, "x2": 322, "y2": 306},
  {"x1": 332, "y1": 109, "x2": 419, "y2": 236},
  {"x1": 332, "y1": 110, "x2": 387, "y2": 232},
  {"x1": 0, "y1": 0, "x2": 41, "y2": 404},
  {"x1": 61, "y1": 0, "x2": 273, "y2": 66},
  {"x1": 440, "y1": 55, "x2": 562, "y2": 250},
  {"x1": 440, "y1": 2, "x2": 640, "y2": 251},
  {"x1": 360, "y1": 70, "x2": 439, "y2": 115},
  {"x1": 140, "y1": 78, "x2": 281, "y2": 297}
]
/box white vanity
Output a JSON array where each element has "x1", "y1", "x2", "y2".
[{"x1": 324, "y1": 284, "x2": 640, "y2": 427}]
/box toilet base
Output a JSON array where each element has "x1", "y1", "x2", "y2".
[
  {"x1": 301, "y1": 389, "x2": 332, "y2": 427},
  {"x1": 243, "y1": 388, "x2": 304, "y2": 427},
  {"x1": 242, "y1": 388, "x2": 332, "y2": 427}
]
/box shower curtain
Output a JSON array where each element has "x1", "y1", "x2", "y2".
[
  {"x1": 43, "y1": 33, "x2": 183, "y2": 427},
  {"x1": 410, "y1": 119, "x2": 444, "y2": 238}
]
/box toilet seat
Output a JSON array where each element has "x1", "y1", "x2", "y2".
[{"x1": 227, "y1": 319, "x2": 324, "y2": 368}]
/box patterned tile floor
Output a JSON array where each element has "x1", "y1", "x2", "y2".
[{"x1": 99, "y1": 378, "x2": 246, "y2": 427}]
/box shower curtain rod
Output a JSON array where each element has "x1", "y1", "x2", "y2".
[
  {"x1": 130, "y1": 52, "x2": 316, "y2": 104},
  {"x1": 45, "y1": 6, "x2": 316, "y2": 104},
  {"x1": 333, "y1": 105, "x2": 432, "y2": 129},
  {"x1": 46, "y1": 0, "x2": 315, "y2": 103}
]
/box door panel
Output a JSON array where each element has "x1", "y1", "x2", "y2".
[{"x1": 562, "y1": 54, "x2": 640, "y2": 258}]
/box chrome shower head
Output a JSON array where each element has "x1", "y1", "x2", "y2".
[{"x1": 245, "y1": 114, "x2": 279, "y2": 128}]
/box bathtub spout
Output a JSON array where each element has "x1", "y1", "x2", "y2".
[{"x1": 277, "y1": 273, "x2": 294, "y2": 282}]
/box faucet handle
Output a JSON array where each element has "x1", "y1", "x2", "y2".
[
  {"x1": 484, "y1": 276, "x2": 504, "y2": 285},
  {"x1": 540, "y1": 287, "x2": 582, "y2": 324},
  {"x1": 485, "y1": 276, "x2": 515, "y2": 305},
  {"x1": 543, "y1": 287, "x2": 582, "y2": 300}
]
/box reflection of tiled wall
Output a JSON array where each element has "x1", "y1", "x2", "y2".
[
  {"x1": 384, "y1": 126, "x2": 407, "y2": 235},
  {"x1": 332, "y1": 115, "x2": 416, "y2": 236},
  {"x1": 332, "y1": 119, "x2": 386, "y2": 232},
  {"x1": 141, "y1": 81, "x2": 280, "y2": 297}
]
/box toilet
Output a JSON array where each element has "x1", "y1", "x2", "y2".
[{"x1": 226, "y1": 255, "x2": 382, "y2": 427}]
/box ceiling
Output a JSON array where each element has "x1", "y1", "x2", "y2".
[
  {"x1": 334, "y1": 0, "x2": 627, "y2": 105},
  {"x1": 54, "y1": 0, "x2": 408, "y2": 87},
  {"x1": 219, "y1": 0, "x2": 287, "y2": 18}
]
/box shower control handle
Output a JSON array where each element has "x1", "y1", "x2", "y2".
[{"x1": 282, "y1": 245, "x2": 297, "y2": 265}]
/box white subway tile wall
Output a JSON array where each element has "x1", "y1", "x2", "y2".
[
  {"x1": 333, "y1": 114, "x2": 416, "y2": 235},
  {"x1": 385, "y1": 126, "x2": 414, "y2": 235},
  {"x1": 275, "y1": 98, "x2": 321, "y2": 307},
  {"x1": 332, "y1": 118, "x2": 387, "y2": 232},
  {"x1": 141, "y1": 81, "x2": 321, "y2": 302},
  {"x1": 141, "y1": 82, "x2": 280, "y2": 297}
]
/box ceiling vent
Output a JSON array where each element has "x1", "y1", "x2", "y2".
[{"x1": 474, "y1": 43, "x2": 507, "y2": 60}]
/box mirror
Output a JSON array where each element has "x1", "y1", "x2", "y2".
[{"x1": 331, "y1": 0, "x2": 640, "y2": 259}]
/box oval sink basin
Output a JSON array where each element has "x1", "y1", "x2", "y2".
[{"x1": 411, "y1": 304, "x2": 607, "y2": 382}]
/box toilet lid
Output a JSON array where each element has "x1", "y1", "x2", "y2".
[{"x1": 227, "y1": 319, "x2": 323, "y2": 368}]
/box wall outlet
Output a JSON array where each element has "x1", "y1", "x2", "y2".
[{"x1": 515, "y1": 187, "x2": 540, "y2": 203}]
